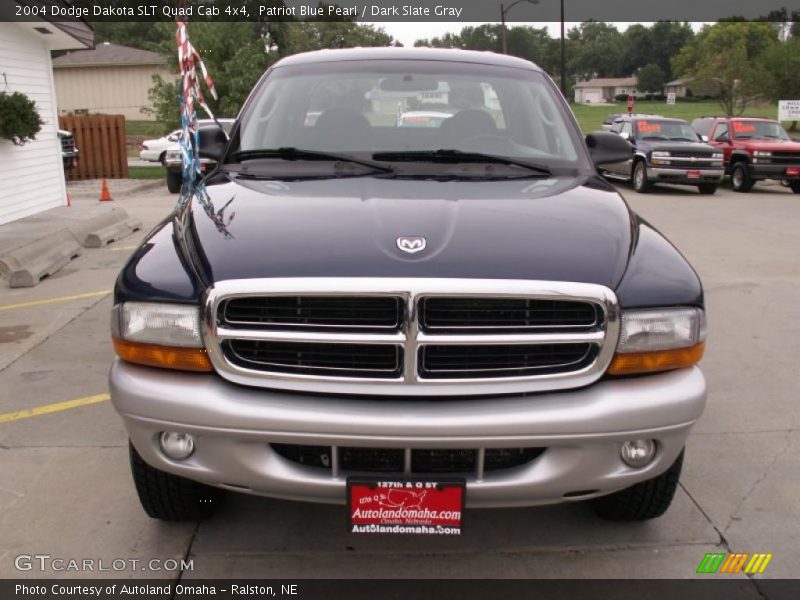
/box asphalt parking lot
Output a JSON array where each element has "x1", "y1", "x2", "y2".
[{"x1": 0, "y1": 179, "x2": 798, "y2": 587}]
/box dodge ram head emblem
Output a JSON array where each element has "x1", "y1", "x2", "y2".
[{"x1": 396, "y1": 236, "x2": 426, "y2": 254}]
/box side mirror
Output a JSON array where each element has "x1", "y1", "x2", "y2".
[
  {"x1": 197, "y1": 123, "x2": 228, "y2": 163},
  {"x1": 586, "y1": 131, "x2": 633, "y2": 166}
]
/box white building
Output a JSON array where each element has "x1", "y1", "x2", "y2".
[
  {"x1": 0, "y1": 13, "x2": 93, "y2": 225},
  {"x1": 574, "y1": 77, "x2": 640, "y2": 105}
]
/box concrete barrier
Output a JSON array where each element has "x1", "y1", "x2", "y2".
[
  {"x1": 0, "y1": 231, "x2": 82, "y2": 288},
  {"x1": 69, "y1": 207, "x2": 143, "y2": 248}
]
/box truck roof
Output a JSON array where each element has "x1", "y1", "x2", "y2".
[{"x1": 273, "y1": 47, "x2": 543, "y2": 72}]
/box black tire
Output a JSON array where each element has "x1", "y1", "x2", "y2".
[
  {"x1": 166, "y1": 171, "x2": 182, "y2": 194},
  {"x1": 158, "y1": 151, "x2": 167, "y2": 165},
  {"x1": 632, "y1": 160, "x2": 652, "y2": 193},
  {"x1": 129, "y1": 441, "x2": 222, "y2": 521},
  {"x1": 730, "y1": 162, "x2": 754, "y2": 192},
  {"x1": 697, "y1": 183, "x2": 718, "y2": 195},
  {"x1": 790, "y1": 181, "x2": 800, "y2": 194},
  {"x1": 592, "y1": 450, "x2": 683, "y2": 521}
]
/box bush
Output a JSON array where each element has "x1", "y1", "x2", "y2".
[
  {"x1": 0, "y1": 91, "x2": 44, "y2": 146},
  {"x1": 652, "y1": 94, "x2": 666, "y2": 101},
  {"x1": 614, "y1": 94, "x2": 629, "y2": 102}
]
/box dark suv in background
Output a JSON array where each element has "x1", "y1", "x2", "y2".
[
  {"x1": 691, "y1": 117, "x2": 800, "y2": 193},
  {"x1": 603, "y1": 115, "x2": 723, "y2": 194}
]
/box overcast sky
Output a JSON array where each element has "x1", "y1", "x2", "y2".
[{"x1": 367, "y1": 22, "x2": 708, "y2": 47}]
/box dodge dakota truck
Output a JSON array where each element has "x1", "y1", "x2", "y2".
[{"x1": 109, "y1": 49, "x2": 707, "y2": 529}]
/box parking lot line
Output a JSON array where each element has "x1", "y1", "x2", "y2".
[
  {"x1": 0, "y1": 393, "x2": 110, "y2": 423},
  {"x1": 0, "y1": 290, "x2": 110, "y2": 312}
]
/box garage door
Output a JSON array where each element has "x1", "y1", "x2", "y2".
[{"x1": 582, "y1": 91, "x2": 602, "y2": 104}]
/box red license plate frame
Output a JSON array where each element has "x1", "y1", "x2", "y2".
[
  {"x1": 347, "y1": 477, "x2": 465, "y2": 535},
  {"x1": 687, "y1": 170, "x2": 701, "y2": 179}
]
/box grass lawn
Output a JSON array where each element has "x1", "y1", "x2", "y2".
[
  {"x1": 570, "y1": 101, "x2": 785, "y2": 134},
  {"x1": 127, "y1": 165, "x2": 165, "y2": 180}
]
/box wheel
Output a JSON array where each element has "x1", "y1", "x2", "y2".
[
  {"x1": 730, "y1": 162, "x2": 754, "y2": 192},
  {"x1": 159, "y1": 151, "x2": 167, "y2": 165},
  {"x1": 129, "y1": 441, "x2": 222, "y2": 521},
  {"x1": 632, "y1": 160, "x2": 652, "y2": 193},
  {"x1": 166, "y1": 171, "x2": 182, "y2": 194},
  {"x1": 697, "y1": 183, "x2": 717, "y2": 195},
  {"x1": 790, "y1": 181, "x2": 800, "y2": 194},
  {"x1": 592, "y1": 450, "x2": 683, "y2": 521}
]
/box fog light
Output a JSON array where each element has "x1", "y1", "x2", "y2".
[
  {"x1": 159, "y1": 431, "x2": 195, "y2": 460},
  {"x1": 620, "y1": 439, "x2": 656, "y2": 468}
]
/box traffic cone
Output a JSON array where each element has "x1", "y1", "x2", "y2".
[{"x1": 99, "y1": 178, "x2": 113, "y2": 202}]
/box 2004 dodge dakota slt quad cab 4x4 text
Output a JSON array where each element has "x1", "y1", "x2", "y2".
[{"x1": 109, "y1": 49, "x2": 707, "y2": 531}]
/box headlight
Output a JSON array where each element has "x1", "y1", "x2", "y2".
[
  {"x1": 651, "y1": 151, "x2": 671, "y2": 158},
  {"x1": 111, "y1": 303, "x2": 212, "y2": 372},
  {"x1": 608, "y1": 307, "x2": 706, "y2": 375},
  {"x1": 712, "y1": 153, "x2": 724, "y2": 159},
  {"x1": 754, "y1": 151, "x2": 772, "y2": 157}
]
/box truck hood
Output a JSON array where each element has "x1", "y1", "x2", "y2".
[{"x1": 185, "y1": 174, "x2": 634, "y2": 289}]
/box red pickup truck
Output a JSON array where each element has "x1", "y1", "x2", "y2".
[{"x1": 691, "y1": 117, "x2": 800, "y2": 193}]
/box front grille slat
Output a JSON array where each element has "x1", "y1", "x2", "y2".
[
  {"x1": 223, "y1": 296, "x2": 403, "y2": 331},
  {"x1": 419, "y1": 297, "x2": 598, "y2": 333},
  {"x1": 226, "y1": 340, "x2": 403, "y2": 378},
  {"x1": 420, "y1": 343, "x2": 595, "y2": 379}
]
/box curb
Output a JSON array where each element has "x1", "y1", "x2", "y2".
[
  {"x1": 0, "y1": 207, "x2": 142, "y2": 288},
  {"x1": 0, "y1": 231, "x2": 82, "y2": 288}
]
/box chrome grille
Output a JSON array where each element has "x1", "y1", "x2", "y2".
[{"x1": 203, "y1": 278, "x2": 619, "y2": 397}]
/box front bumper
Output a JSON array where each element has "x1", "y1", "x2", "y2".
[
  {"x1": 647, "y1": 167, "x2": 724, "y2": 184},
  {"x1": 748, "y1": 163, "x2": 800, "y2": 180},
  {"x1": 110, "y1": 361, "x2": 706, "y2": 508}
]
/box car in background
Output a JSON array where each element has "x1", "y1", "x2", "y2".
[
  {"x1": 58, "y1": 129, "x2": 78, "y2": 171},
  {"x1": 397, "y1": 111, "x2": 453, "y2": 128},
  {"x1": 601, "y1": 113, "x2": 624, "y2": 131},
  {"x1": 691, "y1": 117, "x2": 800, "y2": 193},
  {"x1": 164, "y1": 119, "x2": 235, "y2": 193},
  {"x1": 602, "y1": 115, "x2": 724, "y2": 194},
  {"x1": 140, "y1": 129, "x2": 181, "y2": 163}
]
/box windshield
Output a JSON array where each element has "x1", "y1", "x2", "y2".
[
  {"x1": 731, "y1": 120, "x2": 790, "y2": 140},
  {"x1": 635, "y1": 120, "x2": 699, "y2": 141},
  {"x1": 231, "y1": 59, "x2": 584, "y2": 171}
]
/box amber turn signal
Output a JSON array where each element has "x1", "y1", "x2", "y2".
[
  {"x1": 113, "y1": 338, "x2": 213, "y2": 372},
  {"x1": 608, "y1": 342, "x2": 705, "y2": 376}
]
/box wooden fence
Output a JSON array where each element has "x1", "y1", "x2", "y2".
[{"x1": 58, "y1": 114, "x2": 128, "y2": 180}]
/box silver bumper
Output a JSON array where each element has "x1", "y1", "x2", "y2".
[
  {"x1": 110, "y1": 361, "x2": 706, "y2": 508},
  {"x1": 647, "y1": 167, "x2": 724, "y2": 183}
]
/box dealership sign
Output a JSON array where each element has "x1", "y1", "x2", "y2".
[{"x1": 779, "y1": 100, "x2": 800, "y2": 121}]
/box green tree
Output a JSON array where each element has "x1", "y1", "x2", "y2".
[
  {"x1": 755, "y1": 38, "x2": 800, "y2": 129},
  {"x1": 637, "y1": 63, "x2": 666, "y2": 94},
  {"x1": 568, "y1": 22, "x2": 625, "y2": 79},
  {"x1": 672, "y1": 22, "x2": 779, "y2": 115}
]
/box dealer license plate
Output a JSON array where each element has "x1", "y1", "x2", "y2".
[
  {"x1": 687, "y1": 170, "x2": 701, "y2": 179},
  {"x1": 348, "y1": 477, "x2": 465, "y2": 535},
  {"x1": 786, "y1": 167, "x2": 800, "y2": 176}
]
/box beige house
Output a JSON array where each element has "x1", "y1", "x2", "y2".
[
  {"x1": 574, "y1": 77, "x2": 640, "y2": 104},
  {"x1": 52, "y1": 42, "x2": 171, "y2": 121},
  {"x1": 664, "y1": 79, "x2": 690, "y2": 98}
]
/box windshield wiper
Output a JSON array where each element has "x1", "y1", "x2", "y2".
[
  {"x1": 669, "y1": 137, "x2": 697, "y2": 141},
  {"x1": 229, "y1": 148, "x2": 395, "y2": 173},
  {"x1": 372, "y1": 149, "x2": 552, "y2": 176}
]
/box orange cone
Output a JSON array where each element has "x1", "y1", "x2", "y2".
[{"x1": 99, "y1": 178, "x2": 113, "y2": 202}]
